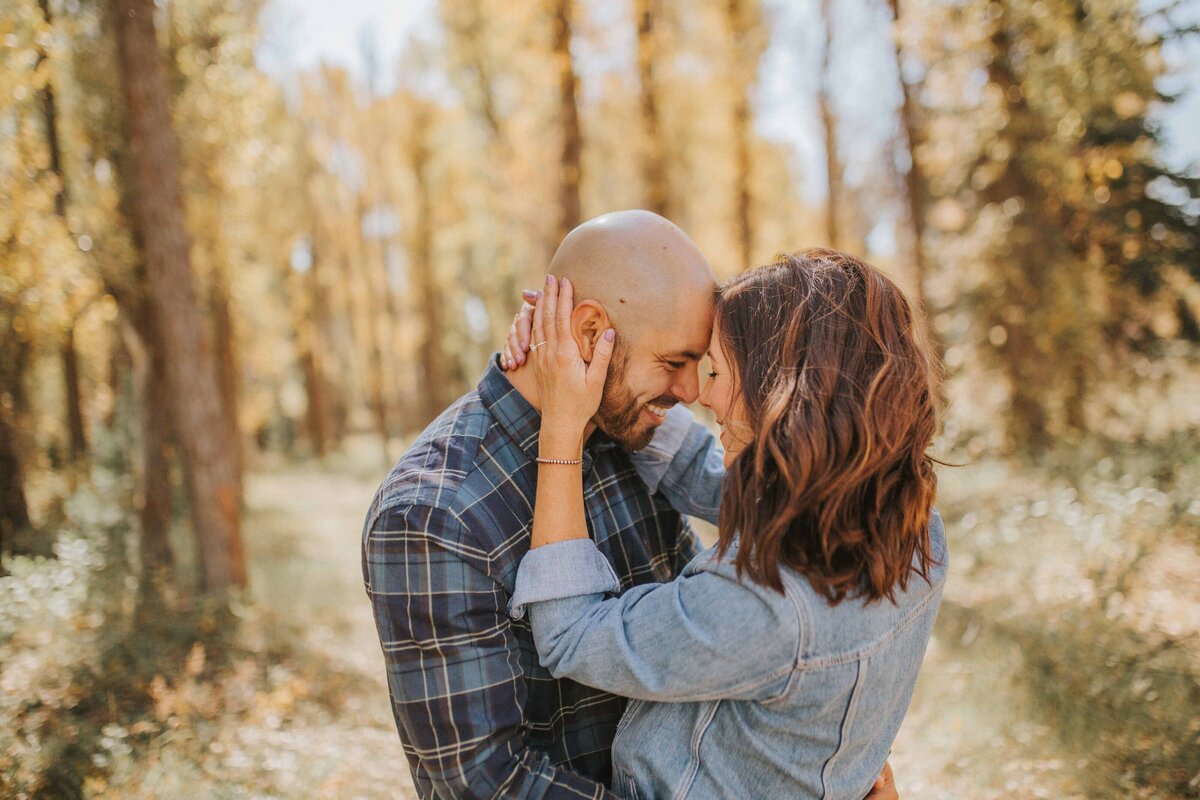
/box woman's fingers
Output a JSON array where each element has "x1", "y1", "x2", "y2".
[
  {"x1": 504, "y1": 329, "x2": 520, "y2": 368},
  {"x1": 556, "y1": 277, "x2": 575, "y2": 349},
  {"x1": 588, "y1": 328, "x2": 616, "y2": 388},
  {"x1": 542, "y1": 274, "x2": 559, "y2": 350},
  {"x1": 530, "y1": 285, "x2": 547, "y2": 358},
  {"x1": 516, "y1": 293, "x2": 537, "y2": 358}
]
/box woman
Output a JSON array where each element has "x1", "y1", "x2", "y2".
[{"x1": 508, "y1": 249, "x2": 946, "y2": 799}]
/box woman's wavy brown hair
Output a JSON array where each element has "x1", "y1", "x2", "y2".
[{"x1": 715, "y1": 249, "x2": 940, "y2": 604}]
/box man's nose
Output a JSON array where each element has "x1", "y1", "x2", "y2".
[{"x1": 671, "y1": 365, "x2": 701, "y2": 405}]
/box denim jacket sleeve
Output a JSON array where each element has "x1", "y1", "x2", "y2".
[
  {"x1": 513, "y1": 539, "x2": 800, "y2": 703},
  {"x1": 630, "y1": 405, "x2": 726, "y2": 525}
]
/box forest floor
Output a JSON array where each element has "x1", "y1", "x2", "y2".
[
  {"x1": 95, "y1": 448, "x2": 421, "y2": 799},
  {"x1": 3, "y1": 434, "x2": 1199, "y2": 798}
]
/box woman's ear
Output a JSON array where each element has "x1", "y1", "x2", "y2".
[{"x1": 571, "y1": 300, "x2": 610, "y2": 363}]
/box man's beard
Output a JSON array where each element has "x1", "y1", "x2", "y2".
[{"x1": 593, "y1": 344, "x2": 672, "y2": 451}]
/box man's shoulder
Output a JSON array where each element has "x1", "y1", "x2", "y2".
[{"x1": 367, "y1": 390, "x2": 493, "y2": 520}]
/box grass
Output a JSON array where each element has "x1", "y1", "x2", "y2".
[
  {"x1": 891, "y1": 433, "x2": 1200, "y2": 799},
  {"x1": 0, "y1": 443, "x2": 414, "y2": 800}
]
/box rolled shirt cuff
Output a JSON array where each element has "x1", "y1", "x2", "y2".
[{"x1": 509, "y1": 538, "x2": 621, "y2": 620}]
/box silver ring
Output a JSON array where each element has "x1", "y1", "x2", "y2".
[{"x1": 530, "y1": 341, "x2": 547, "y2": 351}]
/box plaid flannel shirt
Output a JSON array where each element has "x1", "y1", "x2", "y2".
[{"x1": 363, "y1": 358, "x2": 700, "y2": 799}]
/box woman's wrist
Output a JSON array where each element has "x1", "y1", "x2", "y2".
[{"x1": 538, "y1": 424, "x2": 585, "y2": 460}]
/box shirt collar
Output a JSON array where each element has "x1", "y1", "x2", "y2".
[{"x1": 477, "y1": 355, "x2": 621, "y2": 471}]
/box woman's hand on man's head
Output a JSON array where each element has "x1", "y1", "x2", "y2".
[
  {"x1": 501, "y1": 289, "x2": 539, "y2": 370},
  {"x1": 529, "y1": 275, "x2": 616, "y2": 441}
]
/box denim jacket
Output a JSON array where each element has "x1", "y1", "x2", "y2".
[{"x1": 511, "y1": 406, "x2": 947, "y2": 800}]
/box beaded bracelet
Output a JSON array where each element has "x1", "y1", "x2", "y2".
[{"x1": 535, "y1": 456, "x2": 583, "y2": 465}]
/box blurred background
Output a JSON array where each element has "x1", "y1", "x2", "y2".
[{"x1": 2, "y1": 0, "x2": 1199, "y2": 797}]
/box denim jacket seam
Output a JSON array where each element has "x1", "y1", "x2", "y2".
[
  {"x1": 793, "y1": 575, "x2": 946, "y2": 670},
  {"x1": 673, "y1": 699, "x2": 721, "y2": 800},
  {"x1": 722, "y1": 663, "x2": 796, "y2": 701},
  {"x1": 762, "y1": 578, "x2": 810, "y2": 707},
  {"x1": 820, "y1": 657, "x2": 870, "y2": 795}
]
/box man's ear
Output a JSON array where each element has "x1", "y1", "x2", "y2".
[{"x1": 570, "y1": 300, "x2": 610, "y2": 363}]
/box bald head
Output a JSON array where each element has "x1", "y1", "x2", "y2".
[{"x1": 548, "y1": 210, "x2": 716, "y2": 339}]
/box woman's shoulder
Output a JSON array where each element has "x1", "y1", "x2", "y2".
[{"x1": 780, "y1": 510, "x2": 947, "y2": 662}]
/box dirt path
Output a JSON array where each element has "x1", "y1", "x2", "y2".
[
  {"x1": 237, "y1": 454, "x2": 1192, "y2": 800},
  {"x1": 237, "y1": 456, "x2": 418, "y2": 800},
  {"x1": 241, "y1": 460, "x2": 1075, "y2": 800}
]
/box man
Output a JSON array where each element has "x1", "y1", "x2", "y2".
[{"x1": 363, "y1": 211, "x2": 900, "y2": 798}]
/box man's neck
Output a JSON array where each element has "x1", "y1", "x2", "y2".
[{"x1": 501, "y1": 360, "x2": 599, "y2": 442}]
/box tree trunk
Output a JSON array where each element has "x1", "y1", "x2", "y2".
[
  {"x1": 409, "y1": 102, "x2": 449, "y2": 428},
  {"x1": 114, "y1": 0, "x2": 246, "y2": 591},
  {"x1": 37, "y1": 0, "x2": 68, "y2": 219},
  {"x1": 885, "y1": 0, "x2": 940, "y2": 356},
  {"x1": 0, "y1": 329, "x2": 39, "y2": 563},
  {"x1": 39, "y1": 0, "x2": 94, "y2": 460},
  {"x1": 209, "y1": 260, "x2": 243, "y2": 488},
  {"x1": 818, "y1": 0, "x2": 842, "y2": 250},
  {"x1": 122, "y1": 312, "x2": 175, "y2": 578},
  {"x1": 297, "y1": 148, "x2": 340, "y2": 452},
  {"x1": 298, "y1": 349, "x2": 330, "y2": 456},
  {"x1": 0, "y1": 368, "x2": 33, "y2": 570},
  {"x1": 291, "y1": 235, "x2": 332, "y2": 457},
  {"x1": 352, "y1": 194, "x2": 394, "y2": 460},
  {"x1": 302, "y1": 257, "x2": 333, "y2": 457},
  {"x1": 983, "y1": 11, "x2": 1056, "y2": 454},
  {"x1": 0, "y1": 418, "x2": 33, "y2": 571},
  {"x1": 361, "y1": 109, "x2": 406, "y2": 440},
  {"x1": 725, "y1": 0, "x2": 758, "y2": 268},
  {"x1": 730, "y1": 92, "x2": 753, "y2": 268},
  {"x1": 636, "y1": 0, "x2": 669, "y2": 217},
  {"x1": 552, "y1": 0, "x2": 583, "y2": 240},
  {"x1": 62, "y1": 326, "x2": 88, "y2": 461}
]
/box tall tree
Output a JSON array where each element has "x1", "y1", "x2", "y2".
[
  {"x1": 817, "y1": 0, "x2": 844, "y2": 250},
  {"x1": 36, "y1": 0, "x2": 91, "y2": 463},
  {"x1": 0, "y1": 327, "x2": 33, "y2": 571},
  {"x1": 290, "y1": 154, "x2": 335, "y2": 457},
  {"x1": 405, "y1": 95, "x2": 450, "y2": 426},
  {"x1": 208, "y1": 256, "x2": 243, "y2": 488},
  {"x1": 885, "y1": 0, "x2": 937, "y2": 351},
  {"x1": 942, "y1": 0, "x2": 1200, "y2": 450},
  {"x1": 552, "y1": 0, "x2": 583, "y2": 240},
  {"x1": 118, "y1": 306, "x2": 176, "y2": 580},
  {"x1": 636, "y1": 0, "x2": 670, "y2": 216},
  {"x1": 77, "y1": 0, "x2": 180, "y2": 582},
  {"x1": 113, "y1": 0, "x2": 245, "y2": 591},
  {"x1": 725, "y1": 0, "x2": 762, "y2": 267}
]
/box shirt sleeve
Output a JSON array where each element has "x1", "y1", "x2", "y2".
[
  {"x1": 516, "y1": 539, "x2": 800, "y2": 704},
  {"x1": 630, "y1": 405, "x2": 726, "y2": 525},
  {"x1": 364, "y1": 503, "x2": 618, "y2": 800}
]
